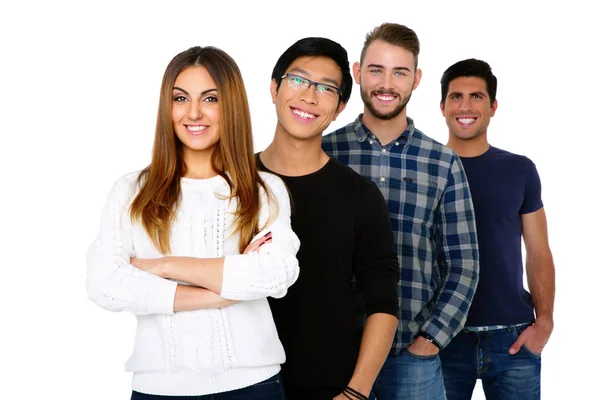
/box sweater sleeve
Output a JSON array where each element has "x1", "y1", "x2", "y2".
[
  {"x1": 220, "y1": 173, "x2": 300, "y2": 301},
  {"x1": 354, "y1": 181, "x2": 400, "y2": 318},
  {"x1": 86, "y1": 175, "x2": 177, "y2": 315}
]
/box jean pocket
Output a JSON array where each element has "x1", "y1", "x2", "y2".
[{"x1": 521, "y1": 344, "x2": 542, "y2": 358}]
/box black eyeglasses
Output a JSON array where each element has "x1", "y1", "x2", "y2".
[{"x1": 281, "y1": 73, "x2": 342, "y2": 98}]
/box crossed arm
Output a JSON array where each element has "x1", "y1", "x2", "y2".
[
  {"x1": 86, "y1": 174, "x2": 299, "y2": 315},
  {"x1": 130, "y1": 234, "x2": 272, "y2": 312}
]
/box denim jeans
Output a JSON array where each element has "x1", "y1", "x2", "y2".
[
  {"x1": 440, "y1": 324, "x2": 541, "y2": 400},
  {"x1": 131, "y1": 373, "x2": 286, "y2": 400},
  {"x1": 369, "y1": 348, "x2": 446, "y2": 400}
]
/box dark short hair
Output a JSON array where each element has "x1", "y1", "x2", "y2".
[
  {"x1": 440, "y1": 59, "x2": 497, "y2": 104},
  {"x1": 360, "y1": 23, "x2": 420, "y2": 69},
  {"x1": 271, "y1": 37, "x2": 352, "y2": 104}
]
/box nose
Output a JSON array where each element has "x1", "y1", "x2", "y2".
[
  {"x1": 459, "y1": 97, "x2": 472, "y2": 111},
  {"x1": 382, "y1": 72, "x2": 394, "y2": 90},
  {"x1": 188, "y1": 100, "x2": 203, "y2": 120},
  {"x1": 299, "y1": 84, "x2": 318, "y2": 105}
]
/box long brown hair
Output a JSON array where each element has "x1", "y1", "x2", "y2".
[{"x1": 130, "y1": 46, "x2": 273, "y2": 254}]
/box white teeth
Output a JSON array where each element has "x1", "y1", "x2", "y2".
[
  {"x1": 458, "y1": 118, "x2": 476, "y2": 124},
  {"x1": 187, "y1": 125, "x2": 207, "y2": 132},
  {"x1": 292, "y1": 109, "x2": 316, "y2": 119},
  {"x1": 376, "y1": 95, "x2": 395, "y2": 101}
]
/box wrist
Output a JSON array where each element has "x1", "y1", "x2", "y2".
[
  {"x1": 346, "y1": 379, "x2": 370, "y2": 399},
  {"x1": 418, "y1": 331, "x2": 441, "y2": 349},
  {"x1": 534, "y1": 316, "x2": 554, "y2": 330},
  {"x1": 344, "y1": 384, "x2": 369, "y2": 400}
]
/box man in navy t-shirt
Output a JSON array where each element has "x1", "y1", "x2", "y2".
[{"x1": 438, "y1": 59, "x2": 555, "y2": 400}]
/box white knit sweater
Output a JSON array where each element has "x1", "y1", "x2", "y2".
[{"x1": 86, "y1": 171, "x2": 300, "y2": 396}]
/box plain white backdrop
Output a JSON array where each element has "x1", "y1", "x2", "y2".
[{"x1": 1, "y1": 1, "x2": 598, "y2": 398}]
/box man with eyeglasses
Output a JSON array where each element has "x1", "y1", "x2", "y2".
[
  {"x1": 257, "y1": 37, "x2": 400, "y2": 400},
  {"x1": 322, "y1": 23, "x2": 479, "y2": 400}
]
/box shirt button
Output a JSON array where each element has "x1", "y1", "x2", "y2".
[
  {"x1": 369, "y1": 140, "x2": 374, "y2": 144},
  {"x1": 380, "y1": 177, "x2": 385, "y2": 182},
  {"x1": 395, "y1": 141, "x2": 400, "y2": 146},
  {"x1": 382, "y1": 149, "x2": 387, "y2": 154}
]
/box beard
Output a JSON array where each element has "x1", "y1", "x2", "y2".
[{"x1": 361, "y1": 87, "x2": 411, "y2": 121}]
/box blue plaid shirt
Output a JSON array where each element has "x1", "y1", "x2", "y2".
[{"x1": 322, "y1": 116, "x2": 479, "y2": 351}]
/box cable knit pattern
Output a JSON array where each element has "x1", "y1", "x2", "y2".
[{"x1": 86, "y1": 171, "x2": 300, "y2": 396}]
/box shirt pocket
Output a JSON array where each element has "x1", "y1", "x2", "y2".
[{"x1": 389, "y1": 177, "x2": 439, "y2": 228}]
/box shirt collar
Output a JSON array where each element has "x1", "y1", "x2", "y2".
[{"x1": 353, "y1": 114, "x2": 415, "y2": 145}]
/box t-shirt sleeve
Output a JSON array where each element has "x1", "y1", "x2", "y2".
[
  {"x1": 520, "y1": 158, "x2": 544, "y2": 214},
  {"x1": 354, "y1": 182, "x2": 400, "y2": 318}
]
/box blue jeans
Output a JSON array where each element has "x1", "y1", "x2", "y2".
[
  {"x1": 370, "y1": 348, "x2": 446, "y2": 400},
  {"x1": 440, "y1": 325, "x2": 541, "y2": 400},
  {"x1": 131, "y1": 374, "x2": 286, "y2": 400}
]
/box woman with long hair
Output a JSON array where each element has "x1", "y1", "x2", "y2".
[{"x1": 86, "y1": 46, "x2": 299, "y2": 399}]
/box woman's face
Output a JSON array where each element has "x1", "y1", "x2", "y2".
[{"x1": 171, "y1": 66, "x2": 221, "y2": 156}]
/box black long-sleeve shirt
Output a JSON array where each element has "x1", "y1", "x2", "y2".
[{"x1": 257, "y1": 155, "x2": 399, "y2": 399}]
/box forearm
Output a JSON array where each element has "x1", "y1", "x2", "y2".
[
  {"x1": 87, "y1": 243, "x2": 178, "y2": 315},
  {"x1": 165, "y1": 257, "x2": 224, "y2": 294},
  {"x1": 526, "y1": 252, "x2": 555, "y2": 325},
  {"x1": 174, "y1": 284, "x2": 238, "y2": 312},
  {"x1": 422, "y1": 257, "x2": 478, "y2": 348},
  {"x1": 347, "y1": 313, "x2": 398, "y2": 396}
]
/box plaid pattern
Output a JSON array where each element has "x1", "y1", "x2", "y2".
[{"x1": 322, "y1": 116, "x2": 479, "y2": 351}]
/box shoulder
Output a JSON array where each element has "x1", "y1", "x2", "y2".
[
  {"x1": 109, "y1": 170, "x2": 144, "y2": 199},
  {"x1": 410, "y1": 127, "x2": 458, "y2": 163},
  {"x1": 258, "y1": 171, "x2": 289, "y2": 197},
  {"x1": 328, "y1": 159, "x2": 381, "y2": 196},
  {"x1": 322, "y1": 121, "x2": 356, "y2": 146},
  {"x1": 490, "y1": 146, "x2": 537, "y2": 171}
]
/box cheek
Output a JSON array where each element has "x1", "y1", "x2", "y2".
[
  {"x1": 448, "y1": 105, "x2": 459, "y2": 114},
  {"x1": 172, "y1": 106, "x2": 186, "y2": 122},
  {"x1": 205, "y1": 107, "x2": 220, "y2": 125},
  {"x1": 363, "y1": 76, "x2": 379, "y2": 88}
]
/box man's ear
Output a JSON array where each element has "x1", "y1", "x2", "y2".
[
  {"x1": 412, "y1": 68, "x2": 422, "y2": 90},
  {"x1": 270, "y1": 79, "x2": 278, "y2": 104},
  {"x1": 352, "y1": 62, "x2": 361, "y2": 85},
  {"x1": 490, "y1": 99, "x2": 498, "y2": 117}
]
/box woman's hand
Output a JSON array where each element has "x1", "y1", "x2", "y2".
[{"x1": 243, "y1": 231, "x2": 272, "y2": 254}]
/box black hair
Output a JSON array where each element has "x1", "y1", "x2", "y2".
[
  {"x1": 440, "y1": 58, "x2": 497, "y2": 104},
  {"x1": 271, "y1": 37, "x2": 352, "y2": 104}
]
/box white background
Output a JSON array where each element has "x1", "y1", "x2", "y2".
[{"x1": 1, "y1": 1, "x2": 598, "y2": 399}]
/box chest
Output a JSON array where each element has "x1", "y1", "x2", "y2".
[
  {"x1": 131, "y1": 190, "x2": 239, "y2": 258},
  {"x1": 465, "y1": 165, "x2": 526, "y2": 226}
]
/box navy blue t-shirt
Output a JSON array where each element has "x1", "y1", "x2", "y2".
[{"x1": 460, "y1": 146, "x2": 543, "y2": 326}]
